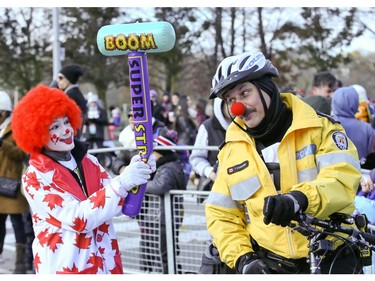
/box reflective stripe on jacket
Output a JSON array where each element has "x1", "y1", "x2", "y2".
[{"x1": 205, "y1": 93, "x2": 361, "y2": 269}]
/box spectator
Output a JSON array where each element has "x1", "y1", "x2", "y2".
[
  {"x1": 172, "y1": 95, "x2": 197, "y2": 146},
  {"x1": 354, "y1": 171, "x2": 375, "y2": 224},
  {"x1": 57, "y1": 63, "x2": 87, "y2": 139},
  {"x1": 108, "y1": 106, "x2": 122, "y2": 140},
  {"x1": 332, "y1": 85, "x2": 375, "y2": 163},
  {"x1": 150, "y1": 89, "x2": 166, "y2": 123},
  {"x1": 139, "y1": 128, "x2": 187, "y2": 273},
  {"x1": 186, "y1": 95, "x2": 197, "y2": 122},
  {"x1": 83, "y1": 93, "x2": 108, "y2": 167},
  {"x1": 0, "y1": 91, "x2": 29, "y2": 274},
  {"x1": 353, "y1": 84, "x2": 374, "y2": 124},
  {"x1": 303, "y1": 71, "x2": 338, "y2": 115},
  {"x1": 83, "y1": 93, "x2": 109, "y2": 166},
  {"x1": 11, "y1": 85, "x2": 156, "y2": 274},
  {"x1": 112, "y1": 109, "x2": 165, "y2": 176},
  {"x1": 161, "y1": 92, "x2": 172, "y2": 123},
  {"x1": 190, "y1": 98, "x2": 231, "y2": 192},
  {"x1": 195, "y1": 98, "x2": 209, "y2": 129},
  {"x1": 170, "y1": 92, "x2": 180, "y2": 112},
  {"x1": 205, "y1": 51, "x2": 362, "y2": 274}
]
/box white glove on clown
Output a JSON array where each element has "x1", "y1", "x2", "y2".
[{"x1": 111, "y1": 154, "x2": 156, "y2": 198}]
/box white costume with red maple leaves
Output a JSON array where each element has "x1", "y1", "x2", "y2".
[{"x1": 23, "y1": 151, "x2": 124, "y2": 274}]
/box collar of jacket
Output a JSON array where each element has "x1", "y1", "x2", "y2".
[
  {"x1": 30, "y1": 139, "x2": 88, "y2": 170},
  {"x1": 226, "y1": 93, "x2": 323, "y2": 144}
]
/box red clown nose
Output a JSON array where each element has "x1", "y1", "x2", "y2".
[{"x1": 231, "y1": 102, "x2": 246, "y2": 116}]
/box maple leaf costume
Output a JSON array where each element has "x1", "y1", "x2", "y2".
[{"x1": 11, "y1": 85, "x2": 129, "y2": 274}]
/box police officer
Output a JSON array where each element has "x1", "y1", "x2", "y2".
[{"x1": 205, "y1": 51, "x2": 362, "y2": 274}]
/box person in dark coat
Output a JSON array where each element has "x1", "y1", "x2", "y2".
[
  {"x1": 139, "y1": 127, "x2": 187, "y2": 274},
  {"x1": 57, "y1": 63, "x2": 87, "y2": 139}
]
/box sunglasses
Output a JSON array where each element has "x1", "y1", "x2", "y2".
[{"x1": 128, "y1": 113, "x2": 133, "y2": 118}]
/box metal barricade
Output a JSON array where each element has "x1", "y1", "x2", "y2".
[
  {"x1": 165, "y1": 190, "x2": 211, "y2": 274},
  {"x1": 113, "y1": 194, "x2": 165, "y2": 274}
]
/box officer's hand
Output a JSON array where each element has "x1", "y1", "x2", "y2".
[
  {"x1": 263, "y1": 191, "x2": 308, "y2": 227},
  {"x1": 236, "y1": 252, "x2": 271, "y2": 274}
]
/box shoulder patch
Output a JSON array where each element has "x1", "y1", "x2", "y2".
[
  {"x1": 316, "y1": 111, "x2": 339, "y2": 124},
  {"x1": 332, "y1": 131, "x2": 349, "y2": 150},
  {"x1": 227, "y1": 160, "x2": 249, "y2": 174}
]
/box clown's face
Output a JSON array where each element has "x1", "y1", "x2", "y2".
[{"x1": 45, "y1": 116, "x2": 75, "y2": 152}]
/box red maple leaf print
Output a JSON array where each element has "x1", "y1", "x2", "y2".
[
  {"x1": 98, "y1": 223, "x2": 109, "y2": 235},
  {"x1": 74, "y1": 233, "x2": 92, "y2": 252},
  {"x1": 43, "y1": 193, "x2": 64, "y2": 210},
  {"x1": 47, "y1": 232, "x2": 64, "y2": 252},
  {"x1": 46, "y1": 214, "x2": 62, "y2": 228},
  {"x1": 98, "y1": 246, "x2": 105, "y2": 255},
  {"x1": 111, "y1": 239, "x2": 120, "y2": 254},
  {"x1": 25, "y1": 171, "x2": 41, "y2": 190},
  {"x1": 89, "y1": 189, "x2": 106, "y2": 209},
  {"x1": 32, "y1": 213, "x2": 42, "y2": 224},
  {"x1": 62, "y1": 263, "x2": 80, "y2": 273},
  {"x1": 100, "y1": 170, "x2": 109, "y2": 180},
  {"x1": 87, "y1": 253, "x2": 104, "y2": 270},
  {"x1": 37, "y1": 228, "x2": 49, "y2": 247},
  {"x1": 34, "y1": 253, "x2": 41, "y2": 273},
  {"x1": 70, "y1": 216, "x2": 88, "y2": 232}
]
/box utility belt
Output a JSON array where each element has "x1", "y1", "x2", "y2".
[{"x1": 251, "y1": 238, "x2": 309, "y2": 274}]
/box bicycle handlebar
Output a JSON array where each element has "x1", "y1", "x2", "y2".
[{"x1": 293, "y1": 212, "x2": 375, "y2": 246}]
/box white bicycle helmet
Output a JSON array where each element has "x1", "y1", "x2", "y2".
[{"x1": 209, "y1": 51, "x2": 279, "y2": 99}]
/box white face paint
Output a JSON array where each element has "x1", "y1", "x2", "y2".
[{"x1": 45, "y1": 116, "x2": 75, "y2": 152}]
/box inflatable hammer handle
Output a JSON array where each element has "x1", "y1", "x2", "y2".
[
  {"x1": 122, "y1": 52, "x2": 154, "y2": 217},
  {"x1": 97, "y1": 21, "x2": 176, "y2": 56}
]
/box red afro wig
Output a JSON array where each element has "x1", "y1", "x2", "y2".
[{"x1": 12, "y1": 84, "x2": 82, "y2": 154}]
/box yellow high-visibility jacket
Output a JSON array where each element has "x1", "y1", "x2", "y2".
[{"x1": 205, "y1": 93, "x2": 361, "y2": 269}]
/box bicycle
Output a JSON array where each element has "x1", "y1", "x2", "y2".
[
  {"x1": 200, "y1": 212, "x2": 375, "y2": 274},
  {"x1": 290, "y1": 212, "x2": 375, "y2": 274}
]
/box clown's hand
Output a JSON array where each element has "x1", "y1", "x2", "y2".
[
  {"x1": 129, "y1": 154, "x2": 156, "y2": 172},
  {"x1": 111, "y1": 154, "x2": 156, "y2": 198}
]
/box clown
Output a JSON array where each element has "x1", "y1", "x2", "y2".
[{"x1": 11, "y1": 85, "x2": 156, "y2": 274}]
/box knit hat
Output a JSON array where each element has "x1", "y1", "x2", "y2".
[
  {"x1": 154, "y1": 127, "x2": 178, "y2": 155},
  {"x1": 59, "y1": 64, "x2": 83, "y2": 84},
  {"x1": 150, "y1": 90, "x2": 158, "y2": 99},
  {"x1": 0, "y1": 91, "x2": 12, "y2": 112},
  {"x1": 12, "y1": 84, "x2": 82, "y2": 154},
  {"x1": 87, "y1": 92, "x2": 99, "y2": 104}
]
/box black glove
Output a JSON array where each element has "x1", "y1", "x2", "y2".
[
  {"x1": 263, "y1": 191, "x2": 308, "y2": 227},
  {"x1": 236, "y1": 252, "x2": 271, "y2": 274}
]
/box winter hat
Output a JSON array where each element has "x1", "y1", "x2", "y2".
[
  {"x1": 87, "y1": 92, "x2": 99, "y2": 104},
  {"x1": 59, "y1": 64, "x2": 83, "y2": 84},
  {"x1": 154, "y1": 127, "x2": 178, "y2": 155},
  {"x1": 150, "y1": 90, "x2": 158, "y2": 99},
  {"x1": 0, "y1": 91, "x2": 12, "y2": 112},
  {"x1": 12, "y1": 84, "x2": 82, "y2": 154},
  {"x1": 352, "y1": 84, "x2": 369, "y2": 103}
]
